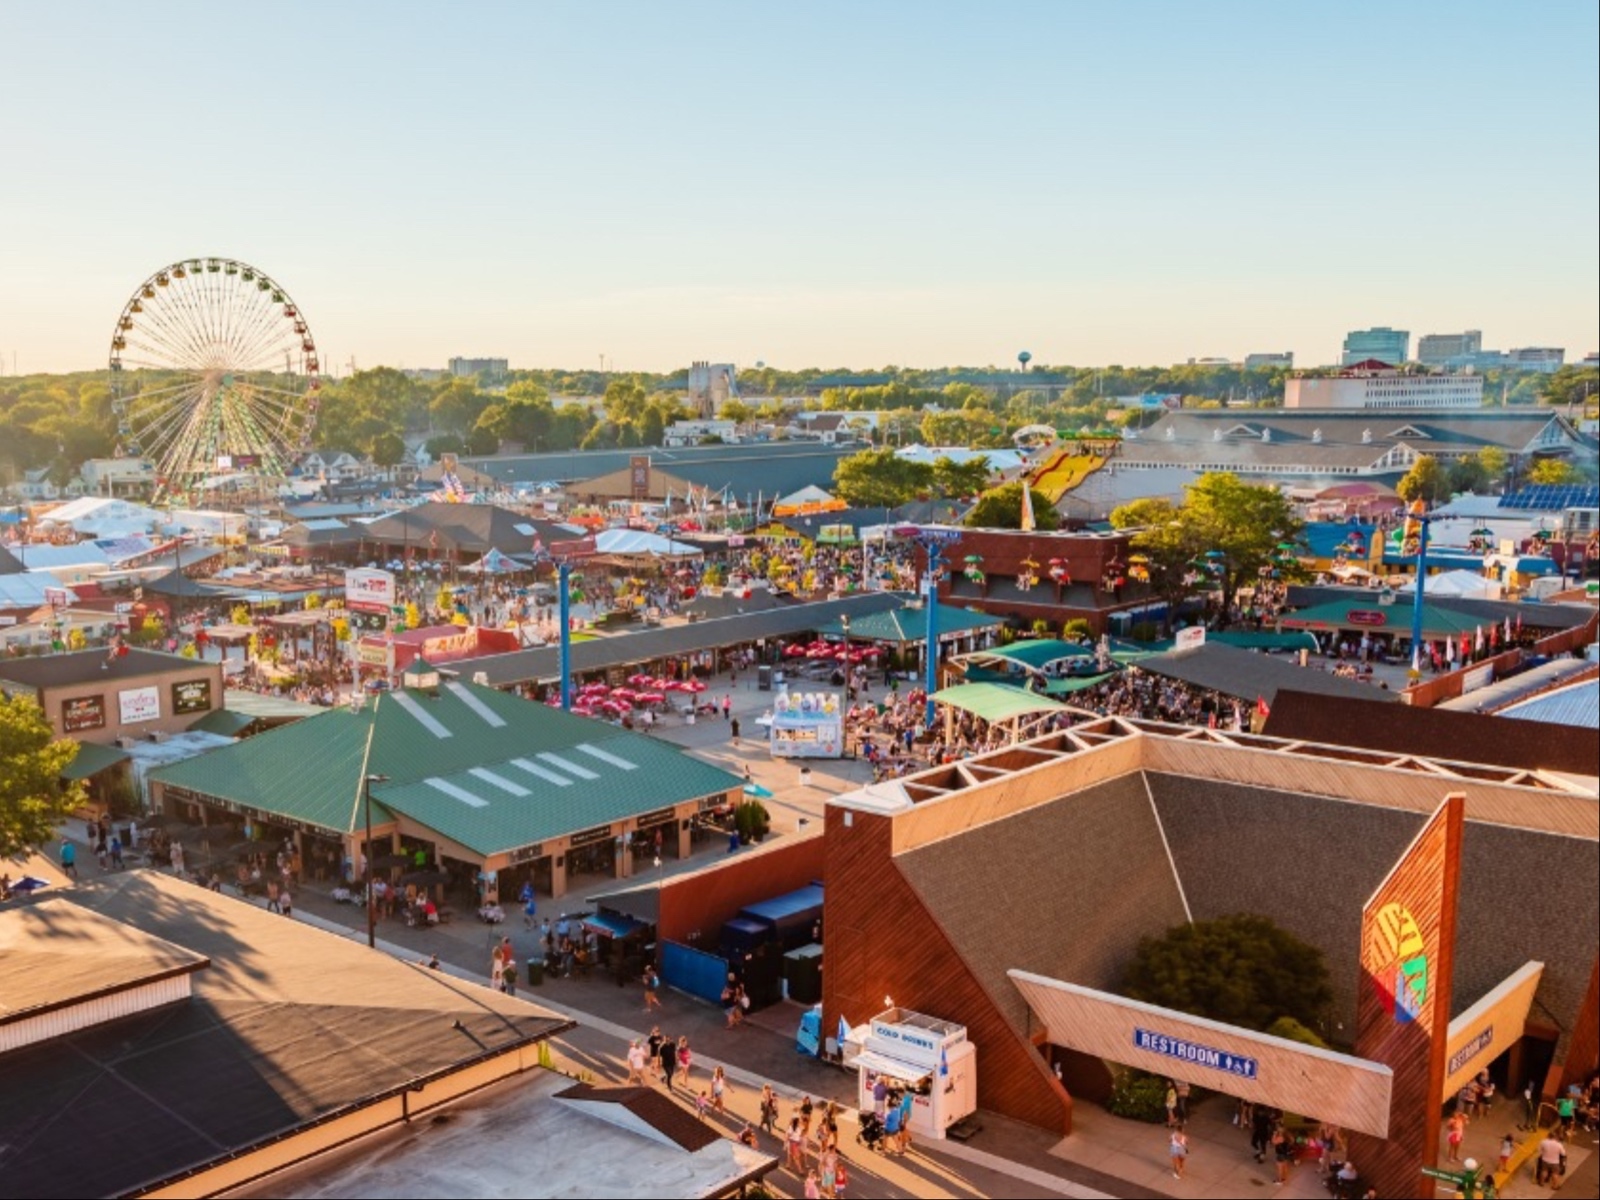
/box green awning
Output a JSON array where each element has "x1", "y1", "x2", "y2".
[
  {"x1": 189, "y1": 708, "x2": 257, "y2": 737},
  {"x1": 1279, "y1": 600, "x2": 1480, "y2": 640},
  {"x1": 1207, "y1": 630, "x2": 1321, "y2": 652},
  {"x1": 61, "y1": 741, "x2": 130, "y2": 780},
  {"x1": 971, "y1": 639, "x2": 1093, "y2": 670},
  {"x1": 1041, "y1": 672, "x2": 1117, "y2": 695},
  {"x1": 932, "y1": 682, "x2": 1070, "y2": 723}
]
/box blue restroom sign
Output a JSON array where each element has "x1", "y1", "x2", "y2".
[{"x1": 1133, "y1": 1028, "x2": 1259, "y2": 1079}]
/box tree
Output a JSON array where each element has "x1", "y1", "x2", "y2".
[
  {"x1": 0, "y1": 693, "x2": 85, "y2": 858},
  {"x1": 1447, "y1": 456, "x2": 1490, "y2": 495},
  {"x1": 831, "y1": 448, "x2": 932, "y2": 509},
  {"x1": 1121, "y1": 914, "x2": 1333, "y2": 1033},
  {"x1": 964, "y1": 482, "x2": 1061, "y2": 530},
  {"x1": 930, "y1": 455, "x2": 992, "y2": 499},
  {"x1": 1110, "y1": 497, "x2": 1205, "y2": 632},
  {"x1": 369, "y1": 431, "x2": 406, "y2": 467},
  {"x1": 1396, "y1": 455, "x2": 1451, "y2": 505},
  {"x1": 1477, "y1": 446, "x2": 1508, "y2": 484},
  {"x1": 1162, "y1": 472, "x2": 1305, "y2": 625},
  {"x1": 1528, "y1": 458, "x2": 1580, "y2": 485}
]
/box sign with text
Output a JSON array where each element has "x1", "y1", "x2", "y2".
[
  {"x1": 118, "y1": 685, "x2": 161, "y2": 724},
  {"x1": 1441, "y1": 960, "x2": 1542, "y2": 1103},
  {"x1": 1133, "y1": 1028, "x2": 1258, "y2": 1079},
  {"x1": 1175, "y1": 626, "x2": 1206, "y2": 651},
  {"x1": 567, "y1": 823, "x2": 615, "y2": 848},
  {"x1": 62, "y1": 694, "x2": 106, "y2": 732},
  {"x1": 1346, "y1": 609, "x2": 1389, "y2": 627},
  {"x1": 345, "y1": 568, "x2": 396, "y2": 614},
  {"x1": 171, "y1": 678, "x2": 212, "y2": 714},
  {"x1": 630, "y1": 455, "x2": 651, "y2": 500}
]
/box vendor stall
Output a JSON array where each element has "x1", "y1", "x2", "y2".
[
  {"x1": 843, "y1": 1008, "x2": 977, "y2": 1140},
  {"x1": 768, "y1": 691, "x2": 843, "y2": 759}
]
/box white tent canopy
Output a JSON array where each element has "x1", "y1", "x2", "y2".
[
  {"x1": 593, "y1": 528, "x2": 702, "y2": 557},
  {"x1": 37, "y1": 497, "x2": 162, "y2": 537},
  {"x1": 1399, "y1": 568, "x2": 1500, "y2": 600}
]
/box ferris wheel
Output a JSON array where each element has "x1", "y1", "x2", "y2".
[{"x1": 109, "y1": 258, "x2": 320, "y2": 502}]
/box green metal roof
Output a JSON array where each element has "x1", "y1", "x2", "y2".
[
  {"x1": 1279, "y1": 600, "x2": 1481, "y2": 640},
  {"x1": 148, "y1": 679, "x2": 742, "y2": 853},
  {"x1": 817, "y1": 604, "x2": 1006, "y2": 646},
  {"x1": 1206, "y1": 630, "x2": 1321, "y2": 652},
  {"x1": 61, "y1": 741, "x2": 131, "y2": 780},
  {"x1": 968, "y1": 639, "x2": 1093, "y2": 670},
  {"x1": 932, "y1": 682, "x2": 1070, "y2": 723},
  {"x1": 188, "y1": 709, "x2": 257, "y2": 737},
  {"x1": 1041, "y1": 671, "x2": 1118, "y2": 696}
]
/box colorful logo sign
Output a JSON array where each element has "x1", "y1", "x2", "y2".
[
  {"x1": 1367, "y1": 902, "x2": 1428, "y2": 1023},
  {"x1": 1346, "y1": 609, "x2": 1389, "y2": 627}
]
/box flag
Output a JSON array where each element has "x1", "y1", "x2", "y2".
[
  {"x1": 1207, "y1": 711, "x2": 1217, "y2": 729},
  {"x1": 837, "y1": 1014, "x2": 850, "y2": 1045},
  {"x1": 1504, "y1": 617, "x2": 1512, "y2": 643},
  {"x1": 1256, "y1": 695, "x2": 1270, "y2": 719},
  {"x1": 939, "y1": 1046, "x2": 949, "y2": 1077},
  {"x1": 1019, "y1": 481, "x2": 1036, "y2": 532}
]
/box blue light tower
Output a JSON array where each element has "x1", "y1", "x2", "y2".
[
  {"x1": 894, "y1": 524, "x2": 964, "y2": 728},
  {"x1": 529, "y1": 546, "x2": 578, "y2": 710}
]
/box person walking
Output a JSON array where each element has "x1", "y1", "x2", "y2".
[
  {"x1": 1165, "y1": 1081, "x2": 1179, "y2": 1127},
  {"x1": 659, "y1": 1034, "x2": 678, "y2": 1091},
  {"x1": 786, "y1": 1116, "x2": 807, "y2": 1172},
  {"x1": 1535, "y1": 1132, "x2": 1566, "y2": 1187},
  {"x1": 59, "y1": 838, "x2": 77, "y2": 879},
  {"x1": 1169, "y1": 1125, "x2": 1189, "y2": 1180},
  {"x1": 676, "y1": 1036, "x2": 693, "y2": 1088},
  {"x1": 644, "y1": 965, "x2": 662, "y2": 1011},
  {"x1": 1445, "y1": 1111, "x2": 1466, "y2": 1162},
  {"x1": 759, "y1": 1084, "x2": 779, "y2": 1137},
  {"x1": 1272, "y1": 1125, "x2": 1294, "y2": 1185},
  {"x1": 711, "y1": 1065, "x2": 729, "y2": 1114},
  {"x1": 625, "y1": 1040, "x2": 648, "y2": 1085}
]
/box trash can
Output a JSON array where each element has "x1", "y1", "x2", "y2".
[
  {"x1": 758, "y1": 664, "x2": 773, "y2": 691},
  {"x1": 527, "y1": 958, "x2": 545, "y2": 986}
]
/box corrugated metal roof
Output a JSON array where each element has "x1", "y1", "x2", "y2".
[{"x1": 1498, "y1": 679, "x2": 1600, "y2": 729}]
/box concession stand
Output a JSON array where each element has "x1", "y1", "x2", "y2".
[{"x1": 843, "y1": 1008, "x2": 977, "y2": 1140}]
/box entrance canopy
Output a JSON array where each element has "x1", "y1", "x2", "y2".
[
  {"x1": 1009, "y1": 970, "x2": 1393, "y2": 1138},
  {"x1": 593, "y1": 528, "x2": 702, "y2": 557}
]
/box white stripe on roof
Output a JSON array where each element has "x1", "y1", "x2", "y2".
[
  {"x1": 511, "y1": 757, "x2": 573, "y2": 787},
  {"x1": 391, "y1": 691, "x2": 453, "y2": 739},
  {"x1": 425, "y1": 777, "x2": 488, "y2": 808},
  {"x1": 469, "y1": 767, "x2": 529, "y2": 796},
  {"x1": 537, "y1": 751, "x2": 599, "y2": 780},
  {"x1": 576, "y1": 743, "x2": 638, "y2": 771},
  {"x1": 445, "y1": 680, "x2": 507, "y2": 728}
]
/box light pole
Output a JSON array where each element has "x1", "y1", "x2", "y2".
[
  {"x1": 894, "y1": 524, "x2": 963, "y2": 729},
  {"x1": 363, "y1": 772, "x2": 390, "y2": 948}
]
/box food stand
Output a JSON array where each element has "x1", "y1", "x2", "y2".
[
  {"x1": 843, "y1": 1008, "x2": 977, "y2": 1140},
  {"x1": 767, "y1": 691, "x2": 843, "y2": 759}
]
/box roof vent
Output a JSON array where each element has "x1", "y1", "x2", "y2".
[
  {"x1": 1362, "y1": 428, "x2": 1372, "y2": 444},
  {"x1": 1165, "y1": 426, "x2": 1175, "y2": 440},
  {"x1": 1313, "y1": 429, "x2": 1322, "y2": 444},
  {"x1": 1261, "y1": 429, "x2": 1271, "y2": 442},
  {"x1": 1213, "y1": 428, "x2": 1223, "y2": 441},
  {"x1": 403, "y1": 657, "x2": 441, "y2": 692}
]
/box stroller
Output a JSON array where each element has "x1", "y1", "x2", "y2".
[{"x1": 857, "y1": 1109, "x2": 887, "y2": 1151}]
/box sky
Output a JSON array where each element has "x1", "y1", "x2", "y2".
[{"x1": 1, "y1": 1, "x2": 1596, "y2": 376}]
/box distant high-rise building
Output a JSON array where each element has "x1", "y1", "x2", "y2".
[
  {"x1": 448, "y1": 357, "x2": 509, "y2": 381},
  {"x1": 1342, "y1": 327, "x2": 1409, "y2": 367},
  {"x1": 1244, "y1": 352, "x2": 1294, "y2": 370},
  {"x1": 687, "y1": 361, "x2": 738, "y2": 419},
  {"x1": 1505, "y1": 347, "x2": 1565, "y2": 373},
  {"x1": 1416, "y1": 331, "x2": 1482, "y2": 366}
]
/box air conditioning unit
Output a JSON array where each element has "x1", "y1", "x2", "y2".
[
  {"x1": 147, "y1": 730, "x2": 168, "y2": 744},
  {"x1": 116, "y1": 736, "x2": 139, "y2": 750}
]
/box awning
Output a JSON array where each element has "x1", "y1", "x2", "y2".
[
  {"x1": 61, "y1": 742, "x2": 131, "y2": 780},
  {"x1": 588, "y1": 886, "x2": 660, "y2": 925},
  {"x1": 189, "y1": 709, "x2": 257, "y2": 737},
  {"x1": 1042, "y1": 672, "x2": 1117, "y2": 695},
  {"x1": 851, "y1": 1048, "x2": 932, "y2": 1082},
  {"x1": 932, "y1": 682, "x2": 1070, "y2": 723},
  {"x1": 583, "y1": 912, "x2": 644, "y2": 939}
]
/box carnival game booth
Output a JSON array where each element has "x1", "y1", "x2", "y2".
[
  {"x1": 844, "y1": 1009, "x2": 977, "y2": 1141},
  {"x1": 768, "y1": 691, "x2": 843, "y2": 759}
]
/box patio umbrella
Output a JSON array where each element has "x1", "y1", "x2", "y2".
[{"x1": 742, "y1": 783, "x2": 774, "y2": 799}]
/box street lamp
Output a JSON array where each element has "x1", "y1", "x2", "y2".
[{"x1": 363, "y1": 772, "x2": 390, "y2": 948}]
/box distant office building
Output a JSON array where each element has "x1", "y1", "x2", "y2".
[
  {"x1": 1341, "y1": 327, "x2": 1409, "y2": 367},
  {"x1": 1417, "y1": 331, "x2": 1482, "y2": 366},
  {"x1": 687, "y1": 361, "x2": 738, "y2": 419},
  {"x1": 1244, "y1": 352, "x2": 1294, "y2": 370},
  {"x1": 448, "y1": 357, "x2": 509, "y2": 381},
  {"x1": 1582, "y1": 351, "x2": 1599, "y2": 368},
  {"x1": 1505, "y1": 347, "x2": 1565, "y2": 373},
  {"x1": 1285, "y1": 361, "x2": 1483, "y2": 410}
]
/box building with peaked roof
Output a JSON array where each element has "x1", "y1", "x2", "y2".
[
  {"x1": 0, "y1": 879, "x2": 571, "y2": 1199},
  {"x1": 1119, "y1": 408, "x2": 1582, "y2": 484},
  {"x1": 0, "y1": 648, "x2": 223, "y2": 748},
  {"x1": 360, "y1": 502, "x2": 582, "y2": 558},
  {"x1": 148, "y1": 661, "x2": 743, "y2": 898},
  {"x1": 820, "y1": 716, "x2": 1598, "y2": 1139}
]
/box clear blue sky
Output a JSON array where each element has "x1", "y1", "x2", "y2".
[{"x1": 2, "y1": 1, "x2": 1596, "y2": 375}]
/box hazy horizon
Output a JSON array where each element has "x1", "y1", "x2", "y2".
[{"x1": 2, "y1": 1, "x2": 1596, "y2": 377}]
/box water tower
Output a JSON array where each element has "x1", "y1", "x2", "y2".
[{"x1": 1018, "y1": 350, "x2": 1032, "y2": 372}]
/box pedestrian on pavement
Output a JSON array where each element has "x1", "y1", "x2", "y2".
[
  {"x1": 626, "y1": 1040, "x2": 647, "y2": 1085},
  {"x1": 759, "y1": 1084, "x2": 779, "y2": 1136},
  {"x1": 109, "y1": 835, "x2": 124, "y2": 870},
  {"x1": 1536, "y1": 1132, "x2": 1566, "y2": 1186},
  {"x1": 803, "y1": 1169, "x2": 821, "y2": 1199},
  {"x1": 711, "y1": 1065, "x2": 728, "y2": 1113},
  {"x1": 1498, "y1": 1132, "x2": 1514, "y2": 1174},
  {"x1": 59, "y1": 839, "x2": 77, "y2": 879},
  {"x1": 676, "y1": 1036, "x2": 693, "y2": 1086},
  {"x1": 1175, "y1": 1080, "x2": 1191, "y2": 1124},
  {"x1": 1165, "y1": 1081, "x2": 1178, "y2": 1127},
  {"x1": 786, "y1": 1117, "x2": 807, "y2": 1171},
  {"x1": 659, "y1": 1035, "x2": 678, "y2": 1091},
  {"x1": 279, "y1": 888, "x2": 292, "y2": 918},
  {"x1": 1272, "y1": 1125, "x2": 1294, "y2": 1184},
  {"x1": 730, "y1": 716, "x2": 740, "y2": 743},
  {"x1": 644, "y1": 965, "x2": 662, "y2": 1011},
  {"x1": 1445, "y1": 1111, "x2": 1466, "y2": 1161},
  {"x1": 1169, "y1": 1125, "x2": 1189, "y2": 1179},
  {"x1": 896, "y1": 1087, "x2": 914, "y2": 1154}
]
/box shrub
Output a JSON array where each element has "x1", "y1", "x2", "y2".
[
  {"x1": 1062, "y1": 618, "x2": 1092, "y2": 641},
  {"x1": 734, "y1": 799, "x2": 770, "y2": 843},
  {"x1": 1265, "y1": 1015, "x2": 1329, "y2": 1049},
  {"x1": 1107, "y1": 1070, "x2": 1169, "y2": 1123}
]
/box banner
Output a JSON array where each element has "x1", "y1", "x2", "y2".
[
  {"x1": 118, "y1": 685, "x2": 162, "y2": 724},
  {"x1": 171, "y1": 678, "x2": 213, "y2": 715},
  {"x1": 345, "y1": 568, "x2": 396, "y2": 614},
  {"x1": 1345, "y1": 793, "x2": 1464, "y2": 1199},
  {"x1": 63, "y1": 694, "x2": 106, "y2": 732}
]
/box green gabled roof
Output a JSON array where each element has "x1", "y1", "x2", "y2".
[
  {"x1": 150, "y1": 706, "x2": 385, "y2": 834},
  {"x1": 973, "y1": 639, "x2": 1093, "y2": 670},
  {"x1": 188, "y1": 708, "x2": 257, "y2": 737},
  {"x1": 149, "y1": 678, "x2": 743, "y2": 852},
  {"x1": 61, "y1": 741, "x2": 131, "y2": 780},
  {"x1": 373, "y1": 733, "x2": 742, "y2": 856},
  {"x1": 816, "y1": 604, "x2": 1006, "y2": 646}
]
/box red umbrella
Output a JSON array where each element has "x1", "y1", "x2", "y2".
[{"x1": 638, "y1": 691, "x2": 667, "y2": 704}]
